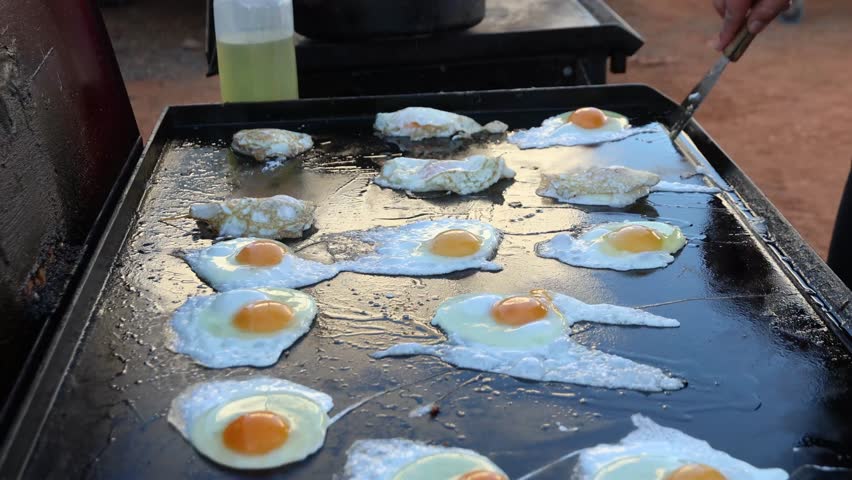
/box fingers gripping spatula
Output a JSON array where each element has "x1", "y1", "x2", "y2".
[{"x1": 669, "y1": 26, "x2": 756, "y2": 140}]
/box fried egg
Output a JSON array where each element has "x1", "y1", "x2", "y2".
[
  {"x1": 536, "y1": 221, "x2": 687, "y2": 271},
  {"x1": 374, "y1": 155, "x2": 515, "y2": 195},
  {"x1": 537, "y1": 166, "x2": 661, "y2": 207},
  {"x1": 342, "y1": 438, "x2": 507, "y2": 480},
  {"x1": 536, "y1": 167, "x2": 721, "y2": 208},
  {"x1": 339, "y1": 219, "x2": 502, "y2": 276},
  {"x1": 168, "y1": 377, "x2": 333, "y2": 470},
  {"x1": 374, "y1": 107, "x2": 508, "y2": 140},
  {"x1": 574, "y1": 414, "x2": 788, "y2": 480},
  {"x1": 189, "y1": 194, "x2": 316, "y2": 239},
  {"x1": 508, "y1": 107, "x2": 665, "y2": 149},
  {"x1": 183, "y1": 238, "x2": 340, "y2": 291},
  {"x1": 375, "y1": 290, "x2": 684, "y2": 392},
  {"x1": 169, "y1": 288, "x2": 317, "y2": 368},
  {"x1": 232, "y1": 128, "x2": 313, "y2": 162}
]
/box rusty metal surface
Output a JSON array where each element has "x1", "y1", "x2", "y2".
[
  {"x1": 0, "y1": 0, "x2": 140, "y2": 436},
  {"x1": 5, "y1": 86, "x2": 852, "y2": 478}
]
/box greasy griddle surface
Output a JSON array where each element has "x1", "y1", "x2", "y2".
[{"x1": 26, "y1": 109, "x2": 852, "y2": 478}]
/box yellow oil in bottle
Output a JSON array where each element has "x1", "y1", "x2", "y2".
[{"x1": 217, "y1": 35, "x2": 298, "y2": 103}]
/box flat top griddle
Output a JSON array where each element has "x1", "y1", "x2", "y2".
[{"x1": 5, "y1": 86, "x2": 852, "y2": 479}]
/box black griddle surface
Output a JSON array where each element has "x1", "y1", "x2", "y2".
[{"x1": 12, "y1": 86, "x2": 852, "y2": 478}]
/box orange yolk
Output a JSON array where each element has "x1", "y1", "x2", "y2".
[
  {"x1": 568, "y1": 107, "x2": 608, "y2": 129},
  {"x1": 405, "y1": 121, "x2": 440, "y2": 132},
  {"x1": 233, "y1": 300, "x2": 294, "y2": 333},
  {"x1": 235, "y1": 240, "x2": 286, "y2": 267},
  {"x1": 604, "y1": 225, "x2": 664, "y2": 253},
  {"x1": 491, "y1": 296, "x2": 549, "y2": 326},
  {"x1": 458, "y1": 470, "x2": 508, "y2": 480},
  {"x1": 668, "y1": 464, "x2": 727, "y2": 480},
  {"x1": 429, "y1": 230, "x2": 482, "y2": 257},
  {"x1": 222, "y1": 411, "x2": 289, "y2": 455}
]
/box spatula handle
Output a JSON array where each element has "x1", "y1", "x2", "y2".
[{"x1": 724, "y1": 25, "x2": 755, "y2": 62}]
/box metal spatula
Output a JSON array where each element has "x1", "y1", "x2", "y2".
[{"x1": 669, "y1": 26, "x2": 756, "y2": 139}]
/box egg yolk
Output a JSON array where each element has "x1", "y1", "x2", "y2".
[
  {"x1": 668, "y1": 464, "x2": 727, "y2": 480},
  {"x1": 222, "y1": 411, "x2": 289, "y2": 455},
  {"x1": 603, "y1": 225, "x2": 664, "y2": 253},
  {"x1": 458, "y1": 470, "x2": 508, "y2": 480},
  {"x1": 405, "y1": 121, "x2": 441, "y2": 133},
  {"x1": 429, "y1": 230, "x2": 482, "y2": 257},
  {"x1": 235, "y1": 240, "x2": 286, "y2": 267},
  {"x1": 233, "y1": 300, "x2": 294, "y2": 333},
  {"x1": 491, "y1": 296, "x2": 549, "y2": 326},
  {"x1": 568, "y1": 107, "x2": 608, "y2": 129}
]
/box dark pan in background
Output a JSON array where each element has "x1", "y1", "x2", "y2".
[{"x1": 0, "y1": 0, "x2": 141, "y2": 450}]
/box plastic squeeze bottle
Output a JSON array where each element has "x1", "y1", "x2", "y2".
[{"x1": 214, "y1": 0, "x2": 298, "y2": 102}]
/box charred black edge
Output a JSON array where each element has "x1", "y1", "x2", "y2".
[
  {"x1": 2, "y1": 84, "x2": 850, "y2": 477},
  {"x1": 0, "y1": 130, "x2": 147, "y2": 476}
]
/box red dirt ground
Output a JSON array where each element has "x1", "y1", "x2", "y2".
[
  {"x1": 609, "y1": 0, "x2": 852, "y2": 259},
  {"x1": 107, "y1": 0, "x2": 852, "y2": 257}
]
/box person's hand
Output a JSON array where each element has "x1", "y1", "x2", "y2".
[{"x1": 712, "y1": 0, "x2": 791, "y2": 51}]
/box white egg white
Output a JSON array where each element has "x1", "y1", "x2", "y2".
[
  {"x1": 169, "y1": 288, "x2": 317, "y2": 368},
  {"x1": 574, "y1": 414, "x2": 788, "y2": 480},
  {"x1": 183, "y1": 237, "x2": 341, "y2": 291},
  {"x1": 536, "y1": 221, "x2": 687, "y2": 271},
  {"x1": 341, "y1": 438, "x2": 506, "y2": 480},
  {"x1": 231, "y1": 128, "x2": 313, "y2": 162},
  {"x1": 537, "y1": 166, "x2": 661, "y2": 208},
  {"x1": 374, "y1": 107, "x2": 508, "y2": 140},
  {"x1": 509, "y1": 110, "x2": 666, "y2": 149},
  {"x1": 374, "y1": 155, "x2": 515, "y2": 195},
  {"x1": 340, "y1": 219, "x2": 503, "y2": 276},
  {"x1": 168, "y1": 377, "x2": 333, "y2": 470},
  {"x1": 374, "y1": 291, "x2": 684, "y2": 392}
]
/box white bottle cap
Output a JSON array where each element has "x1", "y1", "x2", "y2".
[{"x1": 214, "y1": 0, "x2": 294, "y2": 43}]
